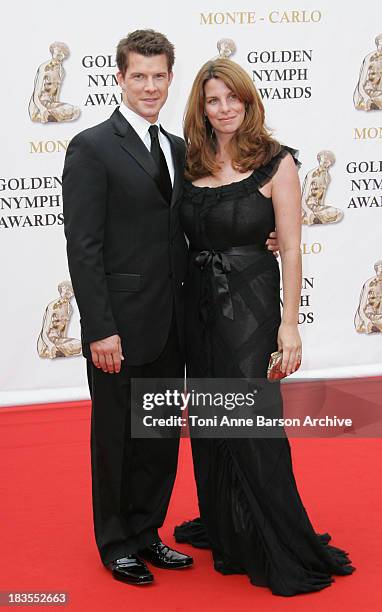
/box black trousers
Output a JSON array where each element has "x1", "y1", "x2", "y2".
[{"x1": 86, "y1": 316, "x2": 183, "y2": 565}]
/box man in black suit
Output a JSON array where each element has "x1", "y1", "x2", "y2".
[
  {"x1": 63, "y1": 28, "x2": 280, "y2": 586},
  {"x1": 63, "y1": 30, "x2": 191, "y2": 585}
]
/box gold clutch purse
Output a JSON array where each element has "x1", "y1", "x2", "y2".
[{"x1": 267, "y1": 350, "x2": 301, "y2": 381}]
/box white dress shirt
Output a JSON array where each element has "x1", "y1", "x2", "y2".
[{"x1": 118, "y1": 103, "x2": 175, "y2": 186}]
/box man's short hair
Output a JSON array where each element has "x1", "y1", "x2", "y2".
[{"x1": 116, "y1": 29, "x2": 175, "y2": 75}]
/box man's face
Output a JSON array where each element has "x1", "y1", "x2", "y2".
[{"x1": 117, "y1": 52, "x2": 173, "y2": 123}]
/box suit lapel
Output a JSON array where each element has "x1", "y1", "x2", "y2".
[
  {"x1": 111, "y1": 108, "x2": 159, "y2": 185},
  {"x1": 110, "y1": 108, "x2": 184, "y2": 208}
]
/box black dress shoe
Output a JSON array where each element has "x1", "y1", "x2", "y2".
[
  {"x1": 174, "y1": 517, "x2": 210, "y2": 549},
  {"x1": 139, "y1": 541, "x2": 193, "y2": 569},
  {"x1": 107, "y1": 555, "x2": 154, "y2": 585},
  {"x1": 138, "y1": 541, "x2": 194, "y2": 569}
]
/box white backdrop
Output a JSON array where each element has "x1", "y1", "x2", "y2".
[{"x1": 1, "y1": 0, "x2": 381, "y2": 406}]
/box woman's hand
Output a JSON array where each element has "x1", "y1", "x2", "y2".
[
  {"x1": 277, "y1": 322, "x2": 302, "y2": 375},
  {"x1": 266, "y1": 230, "x2": 279, "y2": 258}
]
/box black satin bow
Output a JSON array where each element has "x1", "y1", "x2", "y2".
[{"x1": 194, "y1": 249, "x2": 234, "y2": 320}]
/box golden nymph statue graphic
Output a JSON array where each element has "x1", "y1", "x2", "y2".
[
  {"x1": 216, "y1": 38, "x2": 237, "y2": 59},
  {"x1": 37, "y1": 281, "x2": 82, "y2": 358},
  {"x1": 354, "y1": 33, "x2": 382, "y2": 111},
  {"x1": 354, "y1": 261, "x2": 382, "y2": 334},
  {"x1": 29, "y1": 41, "x2": 81, "y2": 123},
  {"x1": 301, "y1": 150, "x2": 344, "y2": 225}
]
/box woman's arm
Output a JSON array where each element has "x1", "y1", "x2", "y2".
[{"x1": 271, "y1": 153, "x2": 302, "y2": 375}]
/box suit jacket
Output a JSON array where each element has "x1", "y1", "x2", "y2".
[{"x1": 62, "y1": 107, "x2": 188, "y2": 365}]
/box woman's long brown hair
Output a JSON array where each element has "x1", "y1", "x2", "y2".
[{"x1": 184, "y1": 58, "x2": 281, "y2": 181}]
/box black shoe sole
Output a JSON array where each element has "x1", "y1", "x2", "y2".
[
  {"x1": 141, "y1": 559, "x2": 194, "y2": 570},
  {"x1": 111, "y1": 571, "x2": 154, "y2": 585}
]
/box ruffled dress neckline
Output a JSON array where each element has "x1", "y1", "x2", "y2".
[{"x1": 183, "y1": 145, "x2": 300, "y2": 201}]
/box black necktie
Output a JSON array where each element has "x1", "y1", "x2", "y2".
[{"x1": 148, "y1": 125, "x2": 172, "y2": 204}]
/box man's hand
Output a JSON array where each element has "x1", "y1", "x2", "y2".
[
  {"x1": 90, "y1": 334, "x2": 124, "y2": 373},
  {"x1": 266, "y1": 230, "x2": 279, "y2": 257}
]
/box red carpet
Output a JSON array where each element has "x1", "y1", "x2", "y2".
[{"x1": 1, "y1": 400, "x2": 381, "y2": 611}]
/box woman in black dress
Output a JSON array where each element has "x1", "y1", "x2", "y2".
[{"x1": 175, "y1": 59, "x2": 355, "y2": 596}]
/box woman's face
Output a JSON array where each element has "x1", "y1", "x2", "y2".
[{"x1": 204, "y1": 77, "x2": 245, "y2": 137}]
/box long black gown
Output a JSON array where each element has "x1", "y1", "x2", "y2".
[{"x1": 175, "y1": 146, "x2": 355, "y2": 596}]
